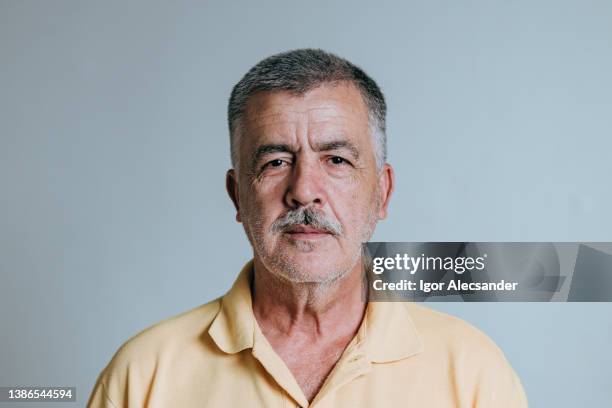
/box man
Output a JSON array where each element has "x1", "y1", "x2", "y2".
[{"x1": 88, "y1": 49, "x2": 528, "y2": 407}]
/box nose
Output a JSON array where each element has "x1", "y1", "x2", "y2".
[{"x1": 284, "y1": 157, "x2": 325, "y2": 209}]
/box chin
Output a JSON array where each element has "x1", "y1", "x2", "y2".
[
  {"x1": 265, "y1": 252, "x2": 356, "y2": 284},
  {"x1": 279, "y1": 268, "x2": 348, "y2": 285}
]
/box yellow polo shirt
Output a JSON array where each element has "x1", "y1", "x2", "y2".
[{"x1": 88, "y1": 261, "x2": 528, "y2": 407}]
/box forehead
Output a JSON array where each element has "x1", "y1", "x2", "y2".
[{"x1": 241, "y1": 82, "x2": 370, "y2": 137}]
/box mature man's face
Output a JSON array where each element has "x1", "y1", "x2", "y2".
[{"x1": 227, "y1": 82, "x2": 393, "y2": 283}]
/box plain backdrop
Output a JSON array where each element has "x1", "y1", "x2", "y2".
[{"x1": 1, "y1": 1, "x2": 611, "y2": 407}]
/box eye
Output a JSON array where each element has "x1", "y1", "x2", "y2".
[
  {"x1": 329, "y1": 156, "x2": 347, "y2": 165},
  {"x1": 262, "y1": 158, "x2": 290, "y2": 171}
]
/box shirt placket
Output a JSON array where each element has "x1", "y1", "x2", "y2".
[{"x1": 308, "y1": 341, "x2": 372, "y2": 408}]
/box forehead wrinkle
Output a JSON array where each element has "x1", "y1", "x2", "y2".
[
  {"x1": 243, "y1": 108, "x2": 355, "y2": 141},
  {"x1": 244, "y1": 111, "x2": 300, "y2": 130},
  {"x1": 247, "y1": 101, "x2": 355, "y2": 122},
  {"x1": 245, "y1": 119, "x2": 297, "y2": 134},
  {"x1": 306, "y1": 109, "x2": 354, "y2": 124}
]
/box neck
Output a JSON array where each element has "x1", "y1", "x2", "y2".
[{"x1": 251, "y1": 257, "x2": 367, "y2": 339}]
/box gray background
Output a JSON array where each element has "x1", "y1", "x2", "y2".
[{"x1": 1, "y1": 0, "x2": 611, "y2": 406}]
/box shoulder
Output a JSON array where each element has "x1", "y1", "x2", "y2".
[
  {"x1": 94, "y1": 298, "x2": 221, "y2": 383},
  {"x1": 403, "y1": 303, "x2": 528, "y2": 407},
  {"x1": 89, "y1": 298, "x2": 223, "y2": 407},
  {"x1": 405, "y1": 302, "x2": 505, "y2": 358},
  {"x1": 109, "y1": 298, "x2": 222, "y2": 369}
]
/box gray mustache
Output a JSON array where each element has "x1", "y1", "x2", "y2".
[{"x1": 270, "y1": 207, "x2": 343, "y2": 236}]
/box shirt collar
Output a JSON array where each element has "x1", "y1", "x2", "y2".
[
  {"x1": 208, "y1": 260, "x2": 256, "y2": 354},
  {"x1": 364, "y1": 300, "x2": 423, "y2": 363},
  {"x1": 208, "y1": 260, "x2": 423, "y2": 362}
]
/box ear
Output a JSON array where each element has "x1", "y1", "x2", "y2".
[
  {"x1": 376, "y1": 163, "x2": 394, "y2": 220},
  {"x1": 226, "y1": 169, "x2": 242, "y2": 222}
]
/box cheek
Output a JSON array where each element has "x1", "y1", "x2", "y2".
[
  {"x1": 241, "y1": 182, "x2": 285, "y2": 221},
  {"x1": 349, "y1": 186, "x2": 379, "y2": 224},
  {"x1": 331, "y1": 185, "x2": 374, "y2": 232},
  {"x1": 252, "y1": 173, "x2": 288, "y2": 198}
]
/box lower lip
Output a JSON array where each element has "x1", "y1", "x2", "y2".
[{"x1": 285, "y1": 232, "x2": 331, "y2": 240}]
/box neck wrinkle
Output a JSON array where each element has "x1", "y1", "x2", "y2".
[{"x1": 251, "y1": 256, "x2": 368, "y2": 338}]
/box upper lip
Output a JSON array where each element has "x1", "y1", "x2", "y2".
[{"x1": 286, "y1": 225, "x2": 329, "y2": 234}]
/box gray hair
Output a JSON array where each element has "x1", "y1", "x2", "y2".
[{"x1": 228, "y1": 48, "x2": 387, "y2": 172}]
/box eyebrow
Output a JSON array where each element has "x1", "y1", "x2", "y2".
[
  {"x1": 314, "y1": 140, "x2": 360, "y2": 161},
  {"x1": 249, "y1": 139, "x2": 361, "y2": 171},
  {"x1": 250, "y1": 144, "x2": 294, "y2": 171}
]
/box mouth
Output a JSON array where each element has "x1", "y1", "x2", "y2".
[{"x1": 284, "y1": 224, "x2": 332, "y2": 240}]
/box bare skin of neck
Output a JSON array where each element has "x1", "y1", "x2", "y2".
[{"x1": 252, "y1": 258, "x2": 367, "y2": 403}]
